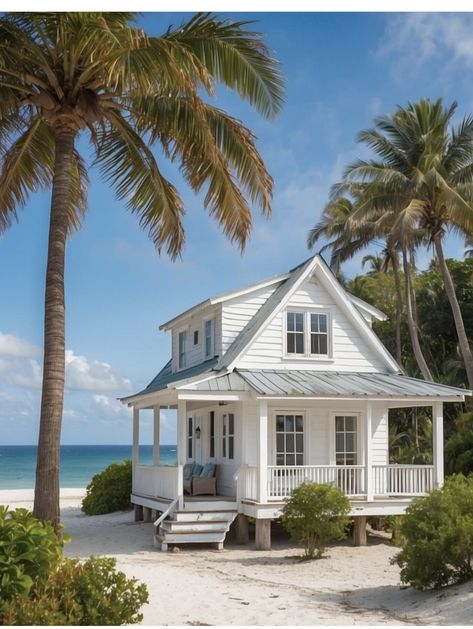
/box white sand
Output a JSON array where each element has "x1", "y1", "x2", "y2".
[{"x1": 2, "y1": 489, "x2": 473, "y2": 625}]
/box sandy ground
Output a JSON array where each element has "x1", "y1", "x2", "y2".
[{"x1": 2, "y1": 489, "x2": 473, "y2": 626}]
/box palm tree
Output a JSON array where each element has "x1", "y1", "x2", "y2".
[
  {"x1": 361, "y1": 254, "x2": 384, "y2": 275},
  {"x1": 342, "y1": 98, "x2": 473, "y2": 388},
  {"x1": 0, "y1": 12, "x2": 284, "y2": 524}
]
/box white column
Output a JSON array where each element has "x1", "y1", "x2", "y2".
[
  {"x1": 365, "y1": 401, "x2": 373, "y2": 501},
  {"x1": 258, "y1": 399, "x2": 268, "y2": 504},
  {"x1": 153, "y1": 406, "x2": 160, "y2": 466},
  {"x1": 433, "y1": 402, "x2": 444, "y2": 489},
  {"x1": 177, "y1": 399, "x2": 187, "y2": 507},
  {"x1": 132, "y1": 407, "x2": 140, "y2": 492}
]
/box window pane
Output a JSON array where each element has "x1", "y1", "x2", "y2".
[
  {"x1": 346, "y1": 433, "x2": 356, "y2": 453},
  {"x1": 336, "y1": 432, "x2": 344, "y2": 453},
  {"x1": 285, "y1": 416, "x2": 294, "y2": 432},
  {"x1": 229, "y1": 414, "x2": 234, "y2": 435},
  {"x1": 210, "y1": 437, "x2": 215, "y2": 459},
  {"x1": 222, "y1": 437, "x2": 226, "y2": 458},
  {"x1": 311, "y1": 333, "x2": 328, "y2": 355},
  {"x1": 335, "y1": 416, "x2": 344, "y2": 432},
  {"x1": 295, "y1": 416, "x2": 303, "y2": 432},
  {"x1": 319, "y1": 314, "x2": 327, "y2": 333},
  {"x1": 345, "y1": 416, "x2": 356, "y2": 432},
  {"x1": 210, "y1": 412, "x2": 215, "y2": 436},
  {"x1": 345, "y1": 454, "x2": 356, "y2": 465},
  {"x1": 310, "y1": 313, "x2": 320, "y2": 332},
  {"x1": 229, "y1": 436, "x2": 234, "y2": 460},
  {"x1": 295, "y1": 334, "x2": 304, "y2": 353},
  {"x1": 296, "y1": 453, "x2": 304, "y2": 465},
  {"x1": 276, "y1": 434, "x2": 284, "y2": 453},
  {"x1": 287, "y1": 312, "x2": 295, "y2": 332},
  {"x1": 336, "y1": 453, "x2": 345, "y2": 465},
  {"x1": 295, "y1": 313, "x2": 304, "y2": 331},
  {"x1": 287, "y1": 332, "x2": 295, "y2": 353},
  {"x1": 286, "y1": 433, "x2": 294, "y2": 453},
  {"x1": 276, "y1": 415, "x2": 285, "y2": 431},
  {"x1": 286, "y1": 453, "x2": 295, "y2": 465},
  {"x1": 276, "y1": 453, "x2": 284, "y2": 466},
  {"x1": 296, "y1": 434, "x2": 304, "y2": 453}
]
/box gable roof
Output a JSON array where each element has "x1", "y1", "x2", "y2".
[{"x1": 216, "y1": 254, "x2": 400, "y2": 373}]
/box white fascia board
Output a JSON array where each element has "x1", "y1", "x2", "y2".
[
  {"x1": 315, "y1": 258, "x2": 401, "y2": 373},
  {"x1": 254, "y1": 395, "x2": 465, "y2": 402},
  {"x1": 348, "y1": 294, "x2": 388, "y2": 321},
  {"x1": 121, "y1": 389, "x2": 178, "y2": 409},
  {"x1": 159, "y1": 273, "x2": 288, "y2": 331},
  {"x1": 224, "y1": 257, "x2": 320, "y2": 372},
  {"x1": 177, "y1": 391, "x2": 251, "y2": 401}
]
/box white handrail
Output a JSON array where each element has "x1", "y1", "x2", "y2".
[{"x1": 154, "y1": 497, "x2": 179, "y2": 528}]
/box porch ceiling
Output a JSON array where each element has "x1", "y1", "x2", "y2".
[{"x1": 191, "y1": 369, "x2": 470, "y2": 400}]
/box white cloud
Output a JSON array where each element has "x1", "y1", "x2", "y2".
[
  {"x1": 65, "y1": 350, "x2": 131, "y2": 392},
  {"x1": 0, "y1": 332, "x2": 40, "y2": 358},
  {"x1": 381, "y1": 13, "x2": 473, "y2": 77}
]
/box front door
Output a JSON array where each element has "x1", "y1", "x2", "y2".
[{"x1": 275, "y1": 413, "x2": 304, "y2": 466}]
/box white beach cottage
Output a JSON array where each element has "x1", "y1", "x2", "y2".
[{"x1": 121, "y1": 254, "x2": 470, "y2": 551}]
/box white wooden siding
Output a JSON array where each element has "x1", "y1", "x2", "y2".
[
  {"x1": 238, "y1": 276, "x2": 387, "y2": 372},
  {"x1": 221, "y1": 286, "x2": 278, "y2": 353},
  {"x1": 371, "y1": 403, "x2": 389, "y2": 466}
]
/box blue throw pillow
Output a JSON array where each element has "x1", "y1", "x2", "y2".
[
  {"x1": 193, "y1": 463, "x2": 203, "y2": 476},
  {"x1": 183, "y1": 463, "x2": 195, "y2": 480},
  {"x1": 202, "y1": 463, "x2": 215, "y2": 478}
]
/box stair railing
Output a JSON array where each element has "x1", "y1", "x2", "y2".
[{"x1": 154, "y1": 497, "x2": 179, "y2": 529}]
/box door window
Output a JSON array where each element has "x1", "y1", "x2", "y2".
[{"x1": 275, "y1": 414, "x2": 304, "y2": 465}]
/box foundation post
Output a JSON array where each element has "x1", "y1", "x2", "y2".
[
  {"x1": 235, "y1": 514, "x2": 250, "y2": 545},
  {"x1": 255, "y1": 518, "x2": 271, "y2": 550},
  {"x1": 134, "y1": 504, "x2": 143, "y2": 522},
  {"x1": 143, "y1": 506, "x2": 152, "y2": 523},
  {"x1": 353, "y1": 516, "x2": 367, "y2": 546}
]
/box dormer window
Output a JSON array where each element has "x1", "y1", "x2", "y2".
[
  {"x1": 286, "y1": 310, "x2": 330, "y2": 358},
  {"x1": 178, "y1": 330, "x2": 187, "y2": 369},
  {"x1": 204, "y1": 319, "x2": 214, "y2": 359}
]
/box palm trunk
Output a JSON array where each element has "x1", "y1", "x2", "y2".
[
  {"x1": 433, "y1": 234, "x2": 473, "y2": 390},
  {"x1": 402, "y1": 248, "x2": 433, "y2": 381},
  {"x1": 390, "y1": 250, "x2": 403, "y2": 367},
  {"x1": 33, "y1": 127, "x2": 76, "y2": 524}
]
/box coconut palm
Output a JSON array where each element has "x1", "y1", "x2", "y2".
[
  {"x1": 341, "y1": 98, "x2": 473, "y2": 388},
  {"x1": 0, "y1": 12, "x2": 284, "y2": 524}
]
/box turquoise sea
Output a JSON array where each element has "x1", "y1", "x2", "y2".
[{"x1": 0, "y1": 445, "x2": 177, "y2": 490}]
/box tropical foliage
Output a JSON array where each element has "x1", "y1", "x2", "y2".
[
  {"x1": 393, "y1": 474, "x2": 473, "y2": 589},
  {"x1": 0, "y1": 12, "x2": 284, "y2": 523},
  {"x1": 281, "y1": 482, "x2": 350, "y2": 559},
  {"x1": 82, "y1": 460, "x2": 132, "y2": 516}
]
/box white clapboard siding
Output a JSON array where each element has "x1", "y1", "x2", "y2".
[
  {"x1": 238, "y1": 277, "x2": 387, "y2": 372},
  {"x1": 371, "y1": 404, "x2": 389, "y2": 466},
  {"x1": 221, "y1": 286, "x2": 278, "y2": 353}
]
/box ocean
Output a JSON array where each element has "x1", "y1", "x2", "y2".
[{"x1": 0, "y1": 445, "x2": 177, "y2": 490}]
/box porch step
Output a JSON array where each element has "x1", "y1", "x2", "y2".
[
  {"x1": 171, "y1": 509, "x2": 236, "y2": 523},
  {"x1": 156, "y1": 506, "x2": 238, "y2": 551},
  {"x1": 182, "y1": 499, "x2": 237, "y2": 512}
]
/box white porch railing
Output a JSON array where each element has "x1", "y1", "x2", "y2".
[
  {"x1": 267, "y1": 465, "x2": 365, "y2": 499},
  {"x1": 133, "y1": 465, "x2": 179, "y2": 500},
  {"x1": 373, "y1": 464, "x2": 434, "y2": 496}
]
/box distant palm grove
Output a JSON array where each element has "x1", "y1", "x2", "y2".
[{"x1": 308, "y1": 98, "x2": 473, "y2": 475}]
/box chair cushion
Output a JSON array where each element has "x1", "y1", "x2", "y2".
[
  {"x1": 183, "y1": 463, "x2": 195, "y2": 480},
  {"x1": 193, "y1": 463, "x2": 203, "y2": 476},
  {"x1": 201, "y1": 463, "x2": 215, "y2": 478}
]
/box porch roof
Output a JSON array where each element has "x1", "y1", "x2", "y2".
[{"x1": 191, "y1": 369, "x2": 471, "y2": 400}]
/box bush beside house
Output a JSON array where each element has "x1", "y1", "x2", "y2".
[{"x1": 82, "y1": 460, "x2": 132, "y2": 515}]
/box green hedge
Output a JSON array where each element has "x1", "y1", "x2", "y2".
[{"x1": 82, "y1": 460, "x2": 132, "y2": 515}]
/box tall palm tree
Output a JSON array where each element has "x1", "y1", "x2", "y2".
[
  {"x1": 361, "y1": 254, "x2": 384, "y2": 275},
  {"x1": 342, "y1": 98, "x2": 473, "y2": 388},
  {"x1": 0, "y1": 12, "x2": 284, "y2": 524}
]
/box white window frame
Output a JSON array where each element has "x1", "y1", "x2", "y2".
[
  {"x1": 187, "y1": 415, "x2": 194, "y2": 461},
  {"x1": 272, "y1": 411, "x2": 306, "y2": 466},
  {"x1": 221, "y1": 412, "x2": 235, "y2": 460},
  {"x1": 284, "y1": 308, "x2": 332, "y2": 359},
  {"x1": 203, "y1": 318, "x2": 215, "y2": 360},
  {"x1": 329, "y1": 411, "x2": 360, "y2": 466},
  {"x1": 177, "y1": 328, "x2": 187, "y2": 371}
]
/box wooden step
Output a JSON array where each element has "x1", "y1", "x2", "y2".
[
  {"x1": 157, "y1": 530, "x2": 227, "y2": 543},
  {"x1": 161, "y1": 520, "x2": 230, "y2": 534},
  {"x1": 171, "y1": 509, "x2": 237, "y2": 522},
  {"x1": 182, "y1": 500, "x2": 237, "y2": 511}
]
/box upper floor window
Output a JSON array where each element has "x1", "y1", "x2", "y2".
[
  {"x1": 204, "y1": 319, "x2": 214, "y2": 359},
  {"x1": 178, "y1": 330, "x2": 187, "y2": 369},
  {"x1": 286, "y1": 311, "x2": 330, "y2": 357}
]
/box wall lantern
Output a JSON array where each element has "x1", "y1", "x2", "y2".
[{"x1": 195, "y1": 426, "x2": 201, "y2": 439}]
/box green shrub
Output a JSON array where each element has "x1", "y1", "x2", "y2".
[
  {"x1": 393, "y1": 474, "x2": 473, "y2": 589},
  {"x1": 2, "y1": 556, "x2": 149, "y2": 625},
  {"x1": 82, "y1": 460, "x2": 132, "y2": 515},
  {"x1": 0, "y1": 506, "x2": 65, "y2": 610},
  {"x1": 281, "y1": 482, "x2": 350, "y2": 559}
]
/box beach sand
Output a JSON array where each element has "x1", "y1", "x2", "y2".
[{"x1": 2, "y1": 488, "x2": 473, "y2": 625}]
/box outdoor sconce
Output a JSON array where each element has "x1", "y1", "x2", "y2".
[{"x1": 195, "y1": 426, "x2": 201, "y2": 439}]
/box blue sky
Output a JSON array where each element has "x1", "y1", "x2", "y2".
[{"x1": 1, "y1": 12, "x2": 471, "y2": 445}]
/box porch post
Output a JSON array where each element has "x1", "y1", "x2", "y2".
[
  {"x1": 365, "y1": 401, "x2": 373, "y2": 501},
  {"x1": 153, "y1": 406, "x2": 160, "y2": 466},
  {"x1": 433, "y1": 401, "x2": 444, "y2": 489},
  {"x1": 132, "y1": 407, "x2": 140, "y2": 481},
  {"x1": 177, "y1": 399, "x2": 187, "y2": 508},
  {"x1": 258, "y1": 399, "x2": 268, "y2": 504}
]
